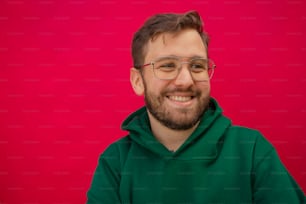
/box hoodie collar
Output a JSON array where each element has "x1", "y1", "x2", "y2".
[{"x1": 121, "y1": 98, "x2": 231, "y2": 160}]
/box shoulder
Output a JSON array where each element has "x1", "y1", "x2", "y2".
[
  {"x1": 101, "y1": 136, "x2": 132, "y2": 155},
  {"x1": 223, "y1": 125, "x2": 275, "y2": 156},
  {"x1": 227, "y1": 125, "x2": 272, "y2": 145},
  {"x1": 99, "y1": 136, "x2": 133, "y2": 166}
]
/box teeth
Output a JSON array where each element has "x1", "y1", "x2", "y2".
[{"x1": 169, "y1": 96, "x2": 192, "y2": 102}]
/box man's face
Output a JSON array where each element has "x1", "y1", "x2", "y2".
[{"x1": 138, "y1": 29, "x2": 211, "y2": 130}]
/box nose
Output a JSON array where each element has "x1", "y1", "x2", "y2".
[{"x1": 173, "y1": 64, "x2": 194, "y2": 87}]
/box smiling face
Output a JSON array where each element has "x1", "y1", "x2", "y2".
[{"x1": 131, "y1": 29, "x2": 211, "y2": 130}]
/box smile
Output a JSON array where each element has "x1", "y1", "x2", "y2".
[{"x1": 168, "y1": 95, "x2": 193, "y2": 102}]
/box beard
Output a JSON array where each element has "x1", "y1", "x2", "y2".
[{"x1": 144, "y1": 83, "x2": 210, "y2": 131}]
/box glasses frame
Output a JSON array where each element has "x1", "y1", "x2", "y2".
[{"x1": 138, "y1": 56, "x2": 216, "y2": 81}]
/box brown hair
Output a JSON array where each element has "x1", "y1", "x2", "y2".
[{"x1": 132, "y1": 10, "x2": 209, "y2": 68}]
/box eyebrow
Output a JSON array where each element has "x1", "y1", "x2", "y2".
[{"x1": 155, "y1": 55, "x2": 207, "y2": 60}]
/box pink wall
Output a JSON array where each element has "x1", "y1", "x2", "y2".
[{"x1": 0, "y1": 0, "x2": 305, "y2": 203}]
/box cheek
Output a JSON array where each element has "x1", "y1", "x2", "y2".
[
  {"x1": 197, "y1": 81, "x2": 210, "y2": 88},
  {"x1": 197, "y1": 82, "x2": 211, "y2": 94},
  {"x1": 146, "y1": 82, "x2": 166, "y2": 96},
  {"x1": 205, "y1": 83, "x2": 211, "y2": 90},
  {"x1": 143, "y1": 74, "x2": 169, "y2": 94}
]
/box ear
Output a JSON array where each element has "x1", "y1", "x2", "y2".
[{"x1": 130, "y1": 68, "x2": 145, "y2": 96}]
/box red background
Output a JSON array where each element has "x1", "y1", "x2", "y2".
[{"x1": 0, "y1": 0, "x2": 305, "y2": 203}]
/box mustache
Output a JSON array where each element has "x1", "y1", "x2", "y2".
[{"x1": 162, "y1": 87, "x2": 201, "y2": 96}]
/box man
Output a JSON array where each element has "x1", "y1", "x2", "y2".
[{"x1": 87, "y1": 11, "x2": 305, "y2": 203}]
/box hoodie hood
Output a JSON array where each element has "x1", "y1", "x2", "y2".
[{"x1": 121, "y1": 97, "x2": 232, "y2": 160}]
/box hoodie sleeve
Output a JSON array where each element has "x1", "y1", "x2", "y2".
[
  {"x1": 87, "y1": 144, "x2": 121, "y2": 204},
  {"x1": 252, "y1": 135, "x2": 305, "y2": 203}
]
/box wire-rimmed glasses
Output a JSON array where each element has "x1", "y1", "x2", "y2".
[{"x1": 137, "y1": 56, "x2": 216, "y2": 81}]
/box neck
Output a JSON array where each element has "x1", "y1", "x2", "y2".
[{"x1": 147, "y1": 111, "x2": 198, "y2": 152}]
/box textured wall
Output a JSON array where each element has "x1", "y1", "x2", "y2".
[{"x1": 0, "y1": 0, "x2": 305, "y2": 203}]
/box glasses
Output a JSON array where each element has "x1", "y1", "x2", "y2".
[{"x1": 138, "y1": 56, "x2": 216, "y2": 81}]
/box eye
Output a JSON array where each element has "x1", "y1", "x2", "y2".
[
  {"x1": 155, "y1": 59, "x2": 178, "y2": 72},
  {"x1": 160, "y1": 62, "x2": 176, "y2": 68},
  {"x1": 158, "y1": 63, "x2": 177, "y2": 72},
  {"x1": 191, "y1": 63, "x2": 204, "y2": 69},
  {"x1": 190, "y1": 61, "x2": 207, "y2": 72}
]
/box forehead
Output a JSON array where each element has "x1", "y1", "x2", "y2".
[{"x1": 145, "y1": 29, "x2": 207, "y2": 61}]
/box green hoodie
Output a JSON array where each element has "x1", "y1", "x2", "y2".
[{"x1": 87, "y1": 98, "x2": 305, "y2": 203}]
